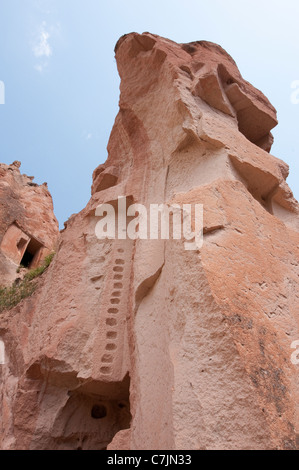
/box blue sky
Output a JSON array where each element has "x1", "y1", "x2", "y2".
[{"x1": 0, "y1": 0, "x2": 298, "y2": 227}]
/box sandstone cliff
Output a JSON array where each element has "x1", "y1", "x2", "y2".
[
  {"x1": 0, "y1": 33, "x2": 298, "y2": 450},
  {"x1": 0, "y1": 161, "x2": 59, "y2": 286}
]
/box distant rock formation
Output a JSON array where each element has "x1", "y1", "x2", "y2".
[
  {"x1": 0, "y1": 33, "x2": 298, "y2": 450},
  {"x1": 0, "y1": 161, "x2": 59, "y2": 286}
]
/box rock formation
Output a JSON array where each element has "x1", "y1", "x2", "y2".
[
  {"x1": 0, "y1": 161, "x2": 59, "y2": 286},
  {"x1": 0, "y1": 33, "x2": 299, "y2": 450}
]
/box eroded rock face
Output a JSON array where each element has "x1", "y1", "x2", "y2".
[
  {"x1": 0, "y1": 33, "x2": 299, "y2": 450},
  {"x1": 0, "y1": 162, "x2": 59, "y2": 286}
]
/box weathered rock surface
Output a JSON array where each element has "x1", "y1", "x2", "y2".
[
  {"x1": 0, "y1": 33, "x2": 299, "y2": 450},
  {"x1": 0, "y1": 161, "x2": 59, "y2": 286}
]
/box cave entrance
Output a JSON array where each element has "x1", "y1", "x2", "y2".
[{"x1": 20, "y1": 237, "x2": 43, "y2": 269}]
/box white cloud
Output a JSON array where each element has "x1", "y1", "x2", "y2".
[
  {"x1": 32, "y1": 21, "x2": 60, "y2": 73},
  {"x1": 34, "y1": 64, "x2": 43, "y2": 73},
  {"x1": 83, "y1": 130, "x2": 93, "y2": 141},
  {"x1": 34, "y1": 62, "x2": 48, "y2": 73},
  {"x1": 33, "y1": 22, "x2": 52, "y2": 58}
]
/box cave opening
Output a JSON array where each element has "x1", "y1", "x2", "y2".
[{"x1": 20, "y1": 237, "x2": 43, "y2": 268}]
